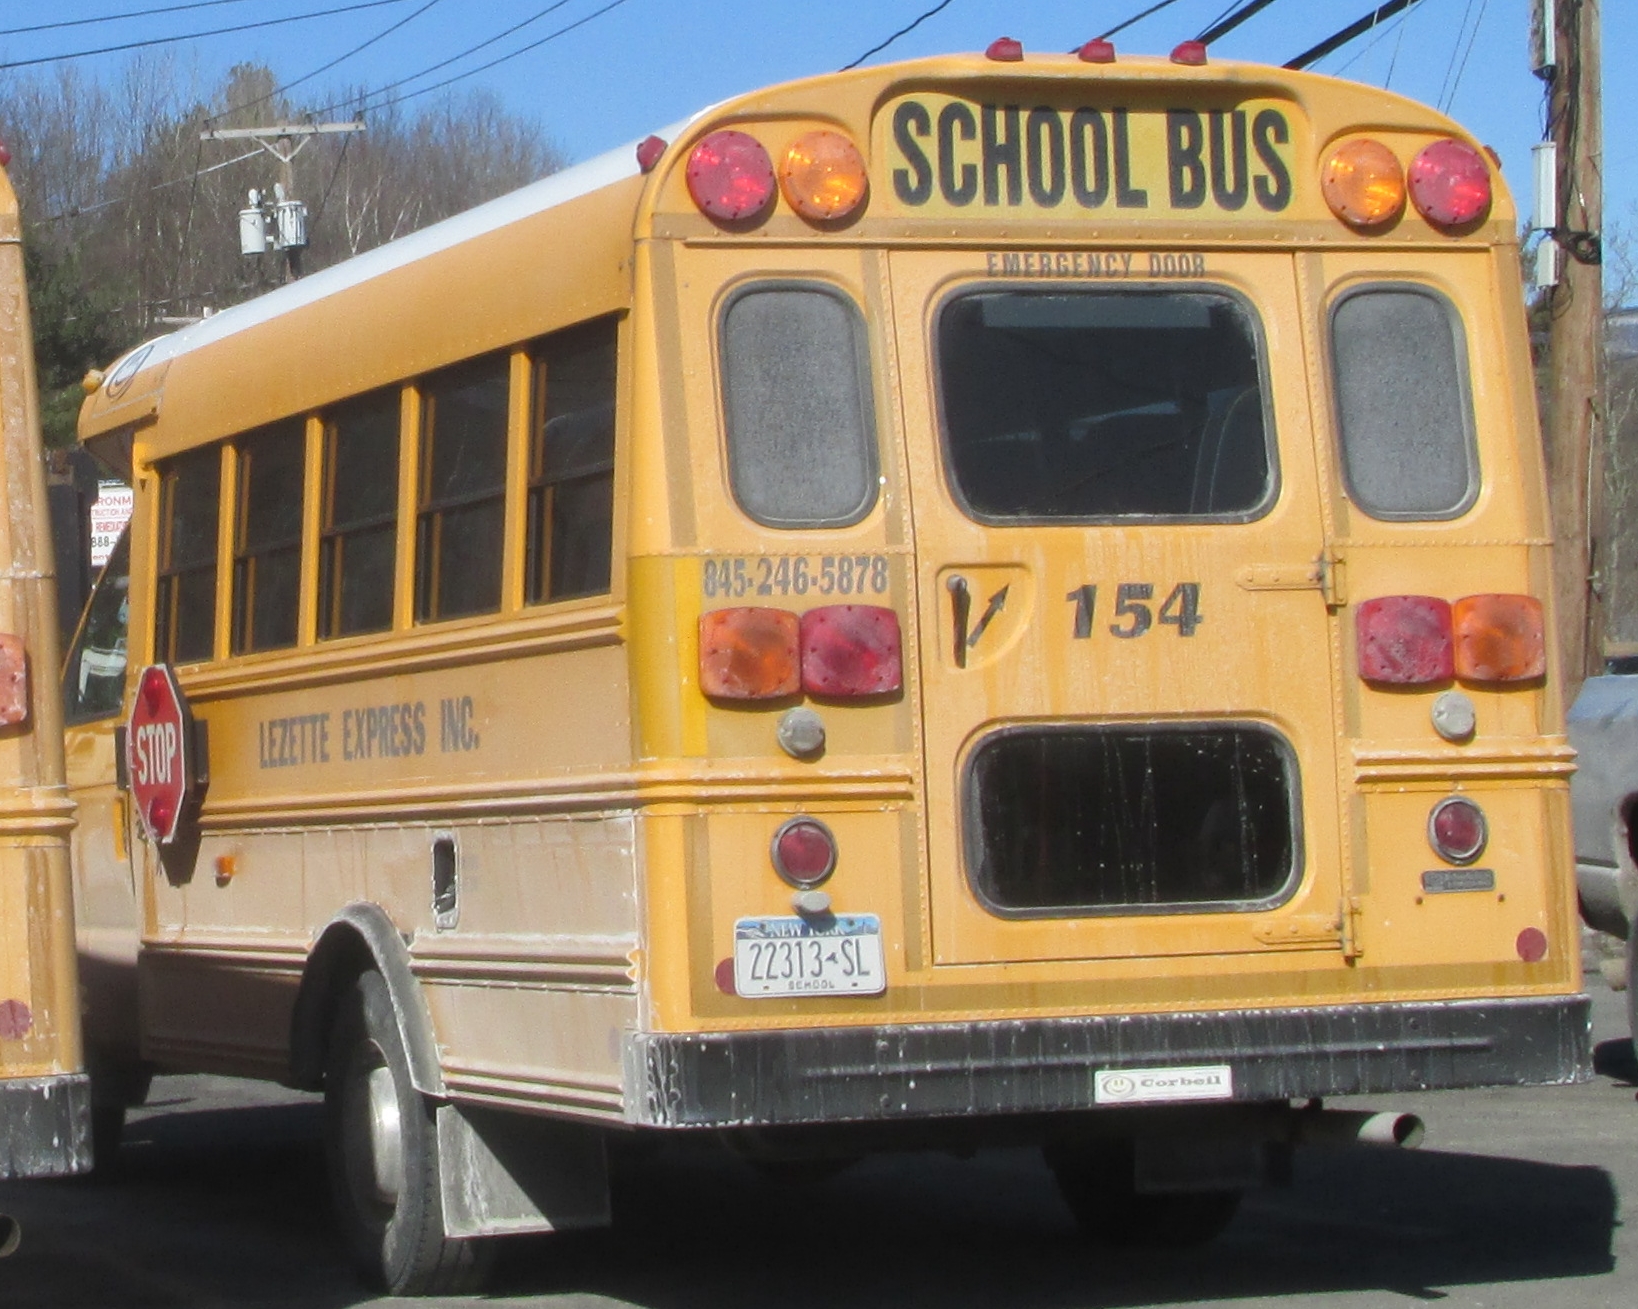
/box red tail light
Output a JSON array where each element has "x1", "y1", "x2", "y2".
[
  {"x1": 800, "y1": 605, "x2": 902, "y2": 697},
  {"x1": 1452, "y1": 594, "x2": 1545, "y2": 682},
  {"x1": 699, "y1": 608, "x2": 799, "y2": 699},
  {"x1": 1356, "y1": 596, "x2": 1453, "y2": 685},
  {"x1": 1408, "y1": 139, "x2": 1491, "y2": 228},
  {"x1": 771, "y1": 816, "x2": 837, "y2": 887},
  {"x1": 686, "y1": 130, "x2": 776, "y2": 222},
  {"x1": 1428, "y1": 796, "x2": 1487, "y2": 864}
]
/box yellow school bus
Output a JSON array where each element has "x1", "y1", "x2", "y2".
[
  {"x1": 67, "y1": 44, "x2": 1587, "y2": 1294},
  {"x1": 0, "y1": 151, "x2": 89, "y2": 1190}
]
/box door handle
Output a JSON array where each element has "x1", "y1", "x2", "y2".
[{"x1": 946, "y1": 574, "x2": 971, "y2": 668}]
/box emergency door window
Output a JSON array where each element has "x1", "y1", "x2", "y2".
[
  {"x1": 527, "y1": 317, "x2": 616, "y2": 602},
  {"x1": 1331, "y1": 285, "x2": 1477, "y2": 519},
  {"x1": 965, "y1": 725, "x2": 1298, "y2": 916},
  {"x1": 232, "y1": 418, "x2": 305, "y2": 654},
  {"x1": 415, "y1": 353, "x2": 509, "y2": 622},
  {"x1": 720, "y1": 283, "x2": 878, "y2": 529},
  {"x1": 320, "y1": 389, "x2": 400, "y2": 639},
  {"x1": 155, "y1": 446, "x2": 221, "y2": 664},
  {"x1": 937, "y1": 290, "x2": 1273, "y2": 521}
]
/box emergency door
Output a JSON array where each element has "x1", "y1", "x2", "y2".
[{"x1": 887, "y1": 250, "x2": 1348, "y2": 969}]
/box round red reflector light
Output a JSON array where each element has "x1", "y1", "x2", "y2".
[
  {"x1": 686, "y1": 130, "x2": 775, "y2": 222},
  {"x1": 1428, "y1": 796, "x2": 1486, "y2": 865},
  {"x1": 771, "y1": 817, "x2": 837, "y2": 888},
  {"x1": 1408, "y1": 139, "x2": 1491, "y2": 228},
  {"x1": 1516, "y1": 927, "x2": 1548, "y2": 963}
]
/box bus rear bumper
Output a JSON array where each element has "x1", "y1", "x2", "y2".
[
  {"x1": 625, "y1": 994, "x2": 1592, "y2": 1128},
  {"x1": 0, "y1": 1074, "x2": 92, "y2": 1178}
]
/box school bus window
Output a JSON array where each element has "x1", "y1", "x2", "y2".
[
  {"x1": 526, "y1": 317, "x2": 617, "y2": 603},
  {"x1": 720, "y1": 283, "x2": 878, "y2": 529},
  {"x1": 1331, "y1": 284, "x2": 1477, "y2": 520},
  {"x1": 231, "y1": 418, "x2": 305, "y2": 654},
  {"x1": 415, "y1": 352, "x2": 509, "y2": 622},
  {"x1": 937, "y1": 289, "x2": 1273, "y2": 522},
  {"x1": 320, "y1": 389, "x2": 400, "y2": 639},
  {"x1": 965, "y1": 725, "x2": 1298, "y2": 917},
  {"x1": 63, "y1": 527, "x2": 131, "y2": 724},
  {"x1": 155, "y1": 445, "x2": 221, "y2": 664}
]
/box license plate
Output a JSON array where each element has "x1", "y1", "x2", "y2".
[{"x1": 733, "y1": 914, "x2": 886, "y2": 997}]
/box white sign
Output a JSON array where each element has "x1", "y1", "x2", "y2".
[
  {"x1": 1094, "y1": 1064, "x2": 1234, "y2": 1105},
  {"x1": 90, "y1": 482, "x2": 133, "y2": 569}
]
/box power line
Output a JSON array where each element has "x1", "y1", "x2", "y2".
[
  {"x1": 1435, "y1": 0, "x2": 1480, "y2": 110},
  {"x1": 1284, "y1": 0, "x2": 1423, "y2": 71},
  {"x1": 39, "y1": 147, "x2": 262, "y2": 223},
  {"x1": 1099, "y1": 0, "x2": 1186, "y2": 42},
  {"x1": 1440, "y1": 0, "x2": 1492, "y2": 114},
  {"x1": 306, "y1": 0, "x2": 576, "y2": 119},
  {"x1": 0, "y1": 0, "x2": 411, "y2": 71},
  {"x1": 841, "y1": 0, "x2": 955, "y2": 72},
  {"x1": 343, "y1": 0, "x2": 632, "y2": 116},
  {"x1": 207, "y1": 0, "x2": 449, "y2": 124},
  {"x1": 0, "y1": 0, "x2": 253, "y2": 38},
  {"x1": 1197, "y1": 0, "x2": 1283, "y2": 45}
]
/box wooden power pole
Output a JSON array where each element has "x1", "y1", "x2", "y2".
[{"x1": 1543, "y1": 0, "x2": 1604, "y2": 692}]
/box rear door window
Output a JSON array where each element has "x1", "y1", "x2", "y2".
[{"x1": 936, "y1": 289, "x2": 1274, "y2": 521}]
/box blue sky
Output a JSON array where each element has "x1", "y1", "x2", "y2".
[{"x1": 3, "y1": 1, "x2": 1632, "y2": 257}]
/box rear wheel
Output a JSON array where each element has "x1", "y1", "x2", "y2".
[
  {"x1": 324, "y1": 969, "x2": 492, "y2": 1295},
  {"x1": 1044, "y1": 1140, "x2": 1241, "y2": 1249}
]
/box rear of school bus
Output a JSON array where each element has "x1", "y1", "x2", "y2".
[
  {"x1": 0, "y1": 152, "x2": 90, "y2": 1192},
  {"x1": 621, "y1": 49, "x2": 1588, "y2": 1200}
]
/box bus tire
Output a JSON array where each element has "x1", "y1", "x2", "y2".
[
  {"x1": 324, "y1": 968, "x2": 492, "y2": 1295},
  {"x1": 1043, "y1": 1140, "x2": 1241, "y2": 1248}
]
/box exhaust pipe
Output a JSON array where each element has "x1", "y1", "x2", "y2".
[
  {"x1": 1296, "y1": 1107, "x2": 1425, "y2": 1149},
  {"x1": 0, "y1": 1213, "x2": 19, "y2": 1258}
]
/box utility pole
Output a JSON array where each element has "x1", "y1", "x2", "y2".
[
  {"x1": 200, "y1": 121, "x2": 365, "y2": 282},
  {"x1": 1540, "y1": 0, "x2": 1604, "y2": 692}
]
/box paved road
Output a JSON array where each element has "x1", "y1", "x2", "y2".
[{"x1": 2, "y1": 981, "x2": 1634, "y2": 1309}]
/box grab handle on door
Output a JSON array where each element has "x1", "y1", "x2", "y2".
[{"x1": 946, "y1": 574, "x2": 971, "y2": 668}]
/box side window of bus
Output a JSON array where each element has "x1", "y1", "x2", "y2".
[
  {"x1": 527, "y1": 317, "x2": 617, "y2": 602},
  {"x1": 1331, "y1": 285, "x2": 1477, "y2": 519},
  {"x1": 720, "y1": 283, "x2": 879, "y2": 528},
  {"x1": 320, "y1": 390, "x2": 399, "y2": 639},
  {"x1": 155, "y1": 446, "x2": 221, "y2": 664},
  {"x1": 937, "y1": 289, "x2": 1273, "y2": 520},
  {"x1": 232, "y1": 418, "x2": 305, "y2": 654},
  {"x1": 63, "y1": 527, "x2": 131, "y2": 723},
  {"x1": 416, "y1": 353, "x2": 509, "y2": 622}
]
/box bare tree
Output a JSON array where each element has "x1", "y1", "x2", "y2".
[{"x1": 0, "y1": 59, "x2": 562, "y2": 445}]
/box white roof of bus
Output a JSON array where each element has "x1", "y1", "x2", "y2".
[{"x1": 100, "y1": 116, "x2": 698, "y2": 382}]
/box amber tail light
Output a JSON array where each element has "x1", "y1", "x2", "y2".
[
  {"x1": 1452, "y1": 594, "x2": 1545, "y2": 682},
  {"x1": 699, "y1": 608, "x2": 800, "y2": 699}
]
